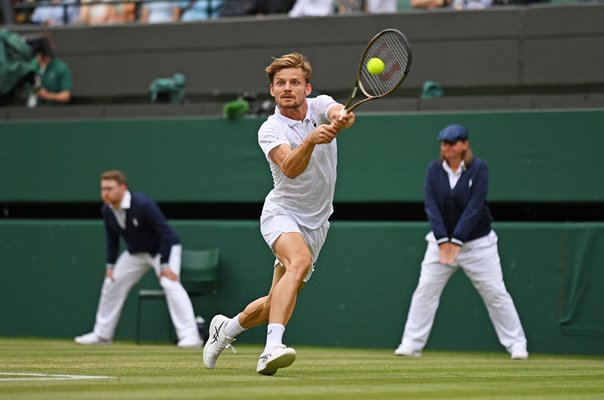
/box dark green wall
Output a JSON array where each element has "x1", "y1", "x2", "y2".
[
  {"x1": 1, "y1": 108, "x2": 603, "y2": 354},
  {"x1": 1, "y1": 220, "x2": 603, "y2": 355},
  {"x1": 1, "y1": 109, "x2": 603, "y2": 202}
]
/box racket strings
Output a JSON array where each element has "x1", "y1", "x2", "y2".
[{"x1": 359, "y1": 31, "x2": 411, "y2": 98}]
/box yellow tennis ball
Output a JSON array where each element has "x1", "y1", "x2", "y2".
[{"x1": 366, "y1": 58, "x2": 385, "y2": 75}]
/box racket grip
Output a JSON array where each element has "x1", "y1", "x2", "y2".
[{"x1": 340, "y1": 108, "x2": 348, "y2": 117}]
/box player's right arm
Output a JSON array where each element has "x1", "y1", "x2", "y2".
[
  {"x1": 327, "y1": 103, "x2": 355, "y2": 131},
  {"x1": 269, "y1": 124, "x2": 339, "y2": 179}
]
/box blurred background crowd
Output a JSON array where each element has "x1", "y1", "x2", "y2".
[
  {"x1": 4, "y1": 0, "x2": 404, "y2": 26},
  {"x1": 6, "y1": 0, "x2": 595, "y2": 27},
  {"x1": 1, "y1": 0, "x2": 601, "y2": 110}
]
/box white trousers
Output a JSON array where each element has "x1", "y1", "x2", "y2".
[
  {"x1": 92, "y1": 245, "x2": 199, "y2": 341},
  {"x1": 400, "y1": 231, "x2": 527, "y2": 354}
]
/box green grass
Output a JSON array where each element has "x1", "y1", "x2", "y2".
[{"x1": 1, "y1": 338, "x2": 603, "y2": 400}]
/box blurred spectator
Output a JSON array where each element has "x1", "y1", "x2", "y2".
[
  {"x1": 412, "y1": 0, "x2": 493, "y2": 8},
  {"x1": 451, "y1": 0, "x2": 491, "y2": 9},
  {"x1": 339, "y1": 0, "x2": 396, "y2": 13},
  {"x1": 181, "y1": 0, "x2": 222, "y2": 21},
  {"x1": 220, "y1": 0, "x2": 295, "y2": 16},
  {"x1": 80, "y1": 0, "x2": 112, "y2": 24},
  {"x1": 11, "y1": 0, "x2": 33, "y2": 24},
  {"x1": 366, "y1": 0, "x2": 396, "y2": 12},
  {"x1": 140, "y1": 1, "x2": 184, "y2": 23},
  {"x1": 288, "y1": 0, "x2": 335, "y2": 17},
  {"x1": 493, "y1": 0, "x2": 549, "y2": 4},
  {"x1": 411, "y1": 0, "x2": 450, "y2": 8},
  {"x1": 257, "y1": 0, "x2": 296, "y2": 14},
  {"x1": 220, "y1": 0, "x2": 258, "y2": 16},
  {"x1": 338, "y1": 0, "x2": 364, "y2": 14},
  {"x1": 107, "y1": 0, "x2": 136, "y2": 23},
  {"x1": 27, "y1": 35, "x2": 72, "y2": 106},
  {"x1": 30, "y1": 0, "x2": 78, "y2": 25}
]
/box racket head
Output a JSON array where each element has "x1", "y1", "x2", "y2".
[{"x1": 351, "y1": 29, "x2": 412, "y2": 110}]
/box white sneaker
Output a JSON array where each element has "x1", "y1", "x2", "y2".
[
  {"x1": 74, "y1": 332, "x2": 112, "y2": 345},
  {"x1": 203, "y1": 315, "x2": 236, "y2": 369},
  {"x1": 511, "y1": 349, "x2": 529, "y2": 360},
  {"x1": 256, "y1": 345, "x2": 296, "y2": 376},
  {"x1": 394, "y1": 344, "x2": 421, "y2": 357},
  {"x1": 177, "y1": 335, "x2": 203, "y2": 349}
]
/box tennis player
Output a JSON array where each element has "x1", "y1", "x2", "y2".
[
  {"x1": 394, "y1": 124, "x2": 528, "y2": 360},
  {"x1": 203, "y1": 52, "x2": 355, "y2": 375}
]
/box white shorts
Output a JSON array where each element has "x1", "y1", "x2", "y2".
[{"x1": 260, "y1": 210, "x2": 330, "y2": 282}]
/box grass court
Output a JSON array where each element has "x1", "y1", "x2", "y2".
[{"x1": 1, "y1": 338, "x2": 603, "y2": 399}]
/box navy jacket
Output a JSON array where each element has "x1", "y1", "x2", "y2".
[
  {"x1": 102, "y1": 192, "x2": 180, "y2": 267},
  {"x1": 424, "y1": 158, "x2": 493, "y2": 245}
]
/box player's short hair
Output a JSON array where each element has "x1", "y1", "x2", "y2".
[
  {"x1": 265, "y1": 52, "x2": 313, "y2": 84},
  {"x1": 101, "y1": 170, "x2": 128, "y2": 186}
]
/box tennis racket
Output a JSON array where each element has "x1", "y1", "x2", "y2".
[{"x1": 342, "y1": 28, "x2": 412, "y2": 114}]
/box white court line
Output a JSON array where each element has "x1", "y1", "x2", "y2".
[{"x1": 0, "y1": 372, "x2": 115, "y2": 381}]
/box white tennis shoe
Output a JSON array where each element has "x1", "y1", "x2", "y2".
[
  {"x1": 511, "y1": 349, "x2": 529, "y2": 360},
  {"x1": 256, "y1": 345, "x2": 297, "y2": 375},
  {"x1": 203, "y1": 315, "x2": 236, "y2": 369},
  {"x1": 74, "y1": 332, "x2": 112, "y2": 345},
  {"x1": 509, "y1": 343, "x2": 529, "y2": 360},
  {"x1": 394, "y1": 344, "x2": 421, "y2": 357},
  {"x1": 177, "y1": 335, "x2": 203, "y2": 349}
]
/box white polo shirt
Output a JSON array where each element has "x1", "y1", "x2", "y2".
[{"x1": 258, "y1": 95, "x2": 338, "y2": 229}]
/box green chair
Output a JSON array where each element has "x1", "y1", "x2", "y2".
[{"x1": 135, "y1": 248, "x2": 220, "y2": 344}]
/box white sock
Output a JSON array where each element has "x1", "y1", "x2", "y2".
[
  {"x1": 224, "y1": 313, "x2": 246, "y2": 338},
  {"x1": 264, "y1": 323, "x2": 285, "y2": 352}
]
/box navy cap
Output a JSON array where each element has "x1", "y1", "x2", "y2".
[{"x1": 437, "y1": 124, "x2": 469, "y2": 142}]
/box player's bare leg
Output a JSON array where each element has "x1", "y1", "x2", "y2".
[
  {"x1": 235, "y1": 233, "x2": 311, "y2": 327},
  {"x1": 267, "y1": 232, "x2": 311, "y2": 325},
  {"x1": 255, "y1": 233, "x2": 310, "y2": 375},
  {"x1": 237, "y1": 265, "x2": 285, "y2": 329},
  {"x1": 204, "y1": 233, "x2": 311, "y2": 373},
  {"x1": 203, "y1": 275, "x2": 281, "y2": 369}
]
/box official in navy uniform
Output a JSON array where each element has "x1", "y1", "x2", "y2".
[
  {"x1": 395, "y1": 124, "x2": 528, "y2": 360},
  {"x1": 75, "y1": 170, "x2": 202, "y2": 348}
]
